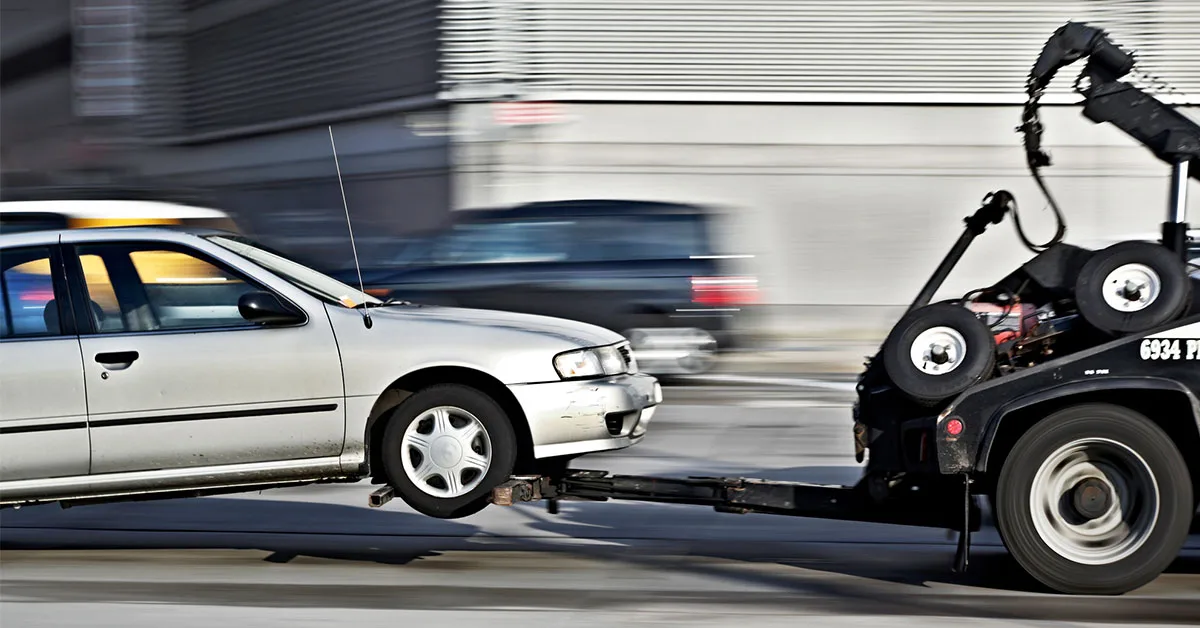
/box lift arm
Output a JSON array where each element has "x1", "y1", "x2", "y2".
[
  {"x1": 491, "y1": 469, "x2": 981, "y2": 532},
  {"x1": 1021, "y1": 21, "x2": 1200, "y2": 178},
  {"x1": 1020, "y1": 21, "x2": 1198, "y2": 256}
]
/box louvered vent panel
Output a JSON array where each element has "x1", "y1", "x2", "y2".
[
  {"x1": 181, "y1": 0, "x2": 440, "y2": 135},
  {"x1": 439, "y1": 0, "x2": 1200, "y2": 104}
]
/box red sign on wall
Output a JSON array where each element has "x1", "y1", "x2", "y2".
[{"x1": 492, "y1": 101, "x2": 564, "y2": 126}]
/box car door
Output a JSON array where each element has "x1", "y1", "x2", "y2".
[
  {"x1": 0, "y1": 243, "x2": 90, "y2": 482},
  {"x1": 64, "y1": 237, "x2": 345, "y2": 475}
]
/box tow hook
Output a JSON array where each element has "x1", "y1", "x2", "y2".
[
  {"x1": 853, "y1": 420, "x2": 868, "y2": 463},
  {"x1": 368, "y1": 485, "x2": 394, "y2": 508}
]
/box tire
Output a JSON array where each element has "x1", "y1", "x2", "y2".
[
  {"x1": 1075, "y1": 241, "x2": 1192, "y2": 335},
  {"x1": 379, "y1": 384, "x2": 517, "y2": 519},
  {"x1": 881, "y1": 302, "x2": 996, "y2": 406},
  {"x1": 994, "y1": 403, "x2": 1193, "y2": 595}
]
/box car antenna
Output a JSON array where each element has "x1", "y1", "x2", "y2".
[{"x1": 328, "y1": 124, "x2": 372, "y2": 329}]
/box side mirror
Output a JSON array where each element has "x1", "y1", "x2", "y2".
[{"x1": 238, "y1": 291, "x2": 305, "y2": 325}]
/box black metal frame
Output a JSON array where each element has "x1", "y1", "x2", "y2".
[
  {"x1": 489, "y1": 21, "x2": 1199, "y2": 580},
  {"x1": 493, "y1": 470, "x2": 978, "y2": 531}
]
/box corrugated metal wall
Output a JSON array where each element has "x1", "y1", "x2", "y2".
[
  {"x1": 440, "y1": 0, "x2": 1200, "y2": 104},
  {"x1": 138, "y1": 0, "x2": 442, "y2": 142}
]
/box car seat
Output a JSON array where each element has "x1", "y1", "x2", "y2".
[{"x1": 43, "y1": 298, "x2": 106, "y2": 334}]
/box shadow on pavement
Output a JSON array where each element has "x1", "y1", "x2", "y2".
[
  {"x1": 2, "y1": 464, "x2": 1197, "y2": 621},
  {"x1": 0, "y1": 495, "x2": 481, "y2": 566}
]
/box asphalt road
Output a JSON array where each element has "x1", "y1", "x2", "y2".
[{"x1": 2, "y1": 380, "x2": 1198, "y2": 627}]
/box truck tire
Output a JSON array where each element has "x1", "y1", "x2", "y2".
[
  {"x1": 994, "y1": 403, "x2": 1193, "y2": 595},
  {"x1": 380, "y1": 384, "x2": 518, "y2": 519},
  {"x1": 1075, "y1": 241, "x2": 1191, "y2": 335},
  {"x1": 881, "y1": 302, "x2": 995, "y2": 406}
]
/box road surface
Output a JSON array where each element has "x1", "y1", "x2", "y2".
[{"x1": 2, "y1": 381, "x2": 1197, "y2": 627}]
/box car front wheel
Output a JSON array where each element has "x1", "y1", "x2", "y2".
[{"x1": 380, "y1": 384, "x2": 517, "y2": 519}]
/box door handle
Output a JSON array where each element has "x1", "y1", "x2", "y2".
[{"x1": 95, "y1": 351, "x2": 139, "y2": 368}]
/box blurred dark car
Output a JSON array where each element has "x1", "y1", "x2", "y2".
[{"x1": 337, "y1": 200, "x2": 758, "y2": 375}]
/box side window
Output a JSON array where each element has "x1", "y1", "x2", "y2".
[
  {"x1": 0, "y1": 246, "x2": 63, "y2": 339},
  {"x1": 78, "y1": 253, "x2": 127, "y2": 332},
  {"x1": 75, "y1": 244, "x2": 261, "y2": 333},
  {"x1": 578, "y1": 215, "x2": 709, "y2": 261},
  {"x1": 432, "y1": 221, "x2": 574, "y2": 265},
  {"x1": 625, "y1": 215, "x2": 708, "y2": 259}
]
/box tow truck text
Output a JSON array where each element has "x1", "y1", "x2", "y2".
[{"x1": 1140, "y1": 338, "x2": 1200, "y2": 361}]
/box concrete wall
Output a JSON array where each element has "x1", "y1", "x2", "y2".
[{"x1": 451, "y1": 102, "x2": 1198, "y2": 340}]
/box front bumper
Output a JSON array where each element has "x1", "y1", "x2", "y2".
[{"x1": 509, "y1": 373, "x2": 662, "y2": 459}]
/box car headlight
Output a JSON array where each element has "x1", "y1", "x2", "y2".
[{"x1": 554, "y1": 343, "x2": 636, "y2": 379}]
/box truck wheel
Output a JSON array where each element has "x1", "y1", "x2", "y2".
[
  {"x1": 881, "y1": 302, "x2": 995, "y2": 406},
  {"x1": 994, "y1": 403, "x2": 1193, "y2": 595},
  {"x1": 1075, "y1": 241, "x2": 1191, "y2": 335},
  {"x1": 380, "y1": 384, "x2": 517, "y2": 519}
]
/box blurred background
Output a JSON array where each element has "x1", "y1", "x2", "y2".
[{"x1": 2, "y1": 0, "x2": 1198, "y2": 374}]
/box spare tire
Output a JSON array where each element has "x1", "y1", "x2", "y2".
[
  {"x1": 882, "y1": 302, "x2": 996, "y2": 406},
  {"x1": 1074, "y1": 241, "x2": 1192, "y2": 336}
]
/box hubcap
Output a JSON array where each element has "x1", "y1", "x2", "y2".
[
  {"x1": 401, "y1": 406, "x2": 491, "y2": 498},
  {"x1": 1102, "y1": 264, "x2": 1161, "y2": 313},
  {"x1": 1029, "y1": 437, "x2": 1159, "y2": 565},
  {"x1": 1071, "y1": 478, "x2": 1112, "y2": 521},
  {"x1": 909, "y1": 326, "x2": 967, "y2": 375}
]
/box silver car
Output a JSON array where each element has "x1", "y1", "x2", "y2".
[{"x1": 0, "y1": 226, "x2": 661, "y2": 519}]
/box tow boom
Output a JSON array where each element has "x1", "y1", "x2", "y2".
[{"x1": 1020, "y1": 21, "x2": 1197, "y2": 256}]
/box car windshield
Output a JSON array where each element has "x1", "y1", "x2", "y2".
[{"x1": 207, "y1": 235, "x2": 381, "y2": 307}]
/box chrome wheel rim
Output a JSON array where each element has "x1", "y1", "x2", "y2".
[
  {"x1": 1029, "y1": 437, "x2": 1159, "y2": 565},
  {"x1": 909, "y1": 326, "x2": 967, "y2": 375},
  {"x1": 401, "y1": 406, "x2": 491, "y2": 498},
  {"x1": 1102, "y1": 263, "x2": 1161, "y2": 313}
]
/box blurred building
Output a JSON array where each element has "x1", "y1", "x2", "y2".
[{"x1": 2, "y1": 0, "x2": 1198, "y2": 338}]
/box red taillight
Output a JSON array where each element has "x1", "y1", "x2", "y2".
[
  {"x1": 945, "y1": 417, "x2": 964, "y2": 437},
  {"x1": 691, "y1": 276, "x2": 759, "y2": 306},
  {"x1": 19, "y1": 290, "x2": 54, "y2": 302}
]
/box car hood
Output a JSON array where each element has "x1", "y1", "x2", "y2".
[
  {"x1": 366, "y1": 304, "x2": 623, "y2": 347},
  {"x1": 324, "y1": 303, "x2": 627, "y2": 391}
]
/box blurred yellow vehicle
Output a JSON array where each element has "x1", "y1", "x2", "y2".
[{"x1": 0, "y1": 199, "x2": 241, "y2": 234}]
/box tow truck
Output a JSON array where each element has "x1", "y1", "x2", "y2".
[{"x1": 483, "y1": 22, "x2": 1200, "y2": 595}]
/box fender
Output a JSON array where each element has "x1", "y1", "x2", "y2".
[{"x1": 975, "y1": 376, "x2": 1200, "y2": 473}]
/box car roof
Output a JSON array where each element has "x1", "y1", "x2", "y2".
[
  {"x1": 452, "y1": 199, "x2": 709, "y2": 223},
  {"x1": 0, "y1": 199, "x2": 230, "y2": 220},
  {"x1": 0, "y1": 224, "x2": 236, "y2": 249}
]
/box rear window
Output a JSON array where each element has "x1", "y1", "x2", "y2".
[{"x1": 0, "y1": 247, "x2": 59, "y2": 338}]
